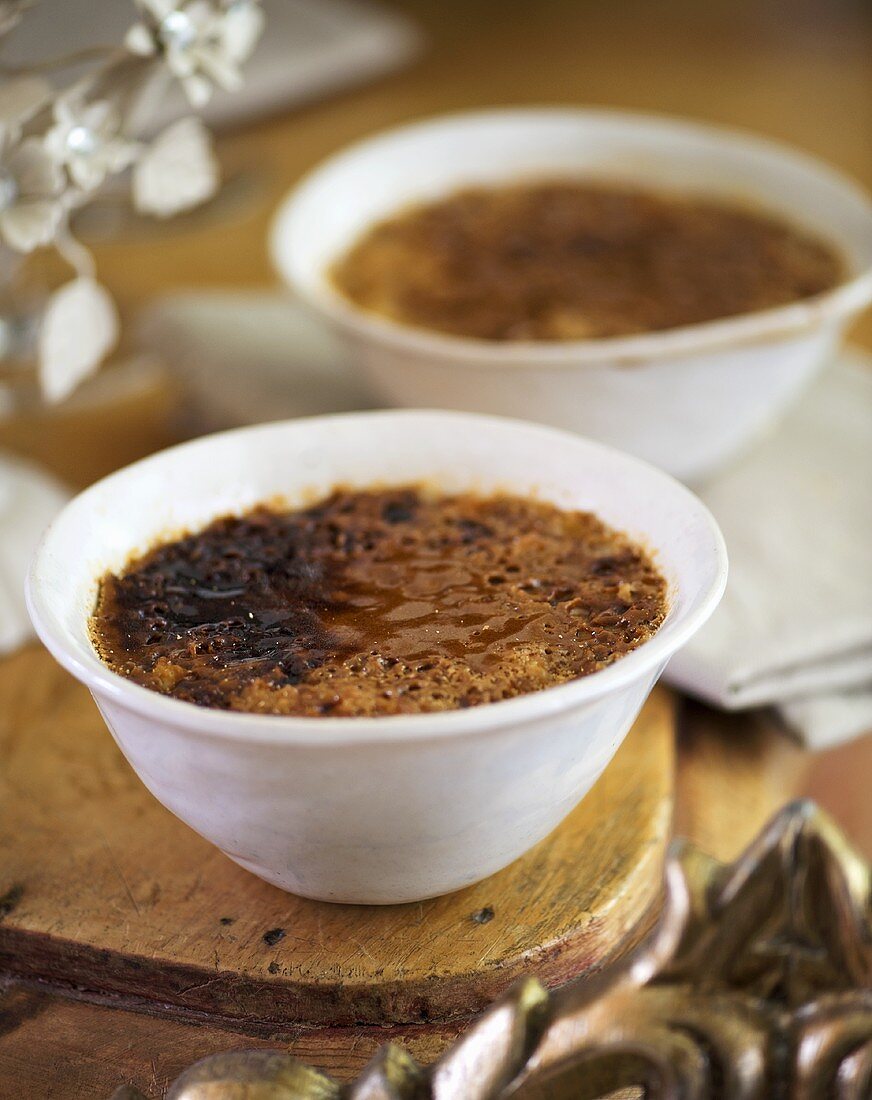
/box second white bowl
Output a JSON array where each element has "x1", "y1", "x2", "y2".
[{"x1": 272, "y1": 108, "x2": 872, "y2": 483}]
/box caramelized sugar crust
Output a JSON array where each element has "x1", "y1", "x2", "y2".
[
  {"x1": 331, "y1": 181, "x2": 843, "y2": 341},
  {"x1": 91, "y1": 488, "x2": 668, "y2": 717}
]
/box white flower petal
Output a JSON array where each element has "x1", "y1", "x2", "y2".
[
  {"x1": 0, "y1": 76, "x2": 51, "y2": 129},
  {"x1": 0, "y1": 200, "x2": 62, "y2": 251},
  {"x1": 222, "y1": 3, "x2": 264, "y2": 64},
  {"x1": 185, "y1": 1, "x2": 217, "y2": 31},
  {"x1": 181, "y1": 72, "x2": 212, "y2": 108},
  {"x1": 44, "y1": 95, "x2": 140, "y2": 193},
  {"x1": 132, "y1": 116, "x2": 218, "y2": 217},
  {"x1": 194, "y1": 47, "x2": 242, "y2": 92},
  {"x1": 67, "y1": 157, "x2": 107, "y2": 192},
  {"x1": 104, "y1": 140, "x2": 141, "y2": 174},
  {"x1": 38, "y1": 277, "x2": 118, "y2": 402},
  {"x1": 166, "y1": 41, "x2": 199, "y2": 80},
  {"x1": 81, "y1": 99, "x2": 117, "y2": 132},
  {"x1": 42, "y1": 124, "x2": 68, "y2": 164},
  {"x1": 52, "y1": 93, "x2": 78, "y2": 128},
  {"x1": 125, "y1": 22, "x2": 157, "y2": 56}
]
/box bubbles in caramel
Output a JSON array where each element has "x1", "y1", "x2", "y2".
[{"x1": 90, "y1": 488, "x2": 668, "y2": 717}]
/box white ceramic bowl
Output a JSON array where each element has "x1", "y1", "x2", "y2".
[
  {"x1": 271, "y1": 108, "x2": 872, "y2": 483},
  {"x1": 27, "y1": 411, "x2": 726, "y2": 904}
]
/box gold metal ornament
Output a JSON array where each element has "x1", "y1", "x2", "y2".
[{"x1": 112, "y1": 800, "x2": 872, "y2": 1100}]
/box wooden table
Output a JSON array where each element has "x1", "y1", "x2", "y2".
[{"x1": 1, "y1": 1, "x2": 870, "y2": 1094}]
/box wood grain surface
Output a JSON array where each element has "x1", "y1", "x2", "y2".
[
  {"x1": 0, "y1": 647, "x2": 673, "y2": 1030},
  {"x1": 673, "y1": 701, "x2": 808, "y2": 862},
  {"x1": 0, "y1": 983, "x2": 460, "y2": 1099}
]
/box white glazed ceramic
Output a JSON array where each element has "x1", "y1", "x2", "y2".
[
  {"x1": 27, "y1": 411, "x2": 726, "y2": 903},
  {"x1": 271, "y1": 108, "x2": 872, "y2": 483}
]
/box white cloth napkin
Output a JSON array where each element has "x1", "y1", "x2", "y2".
[
  {"x1": 0, "y1": 455, "x2": 69, "y2": 656},
  {"x1": 779, "y1": 687, "x2": 872, "y2": 751},
  {"x1": 137, "y1": 291, "x2": 377, "y2": 430},
  {"x1": 666, "y1": 352, "x2": 872, "y2": 748}
]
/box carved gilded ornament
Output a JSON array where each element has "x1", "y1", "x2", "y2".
[{"x1": 113, "y1": 801, "x2": 872, "y2": 1100}]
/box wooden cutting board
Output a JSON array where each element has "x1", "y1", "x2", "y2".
[{"x1": 0, "y1": 644, "x2": 674, "y2": 1095}]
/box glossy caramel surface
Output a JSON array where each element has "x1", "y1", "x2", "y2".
[{"x1": 91, "y1": 488, "x2": 667, "y2": 716}]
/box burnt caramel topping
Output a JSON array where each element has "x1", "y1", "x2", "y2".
[
  {"x1": 90, "y1": 488, "x2": 668, "y2": 717},
  {"x1": 331, "y1": 181, "x2": 844, "y2": 341}
]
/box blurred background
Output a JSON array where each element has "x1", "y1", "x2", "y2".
[{"x1": 85, "y1": 0, "x2": 872, "y2": 340}]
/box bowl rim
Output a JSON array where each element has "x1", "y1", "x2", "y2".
[
  {"x1": 270, "y1": 105, "x2": 872, "y2": 367},
  {"x1": 26, "y1": 410, "x2": 727, "y2": 747}
]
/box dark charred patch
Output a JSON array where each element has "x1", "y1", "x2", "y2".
[{"x1": 0, "y1": 884, "x2": 24, "y2": 922}]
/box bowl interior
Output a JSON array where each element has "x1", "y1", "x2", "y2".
[
  {"x1": 29, "y1": 411, "x2": 725, "y2": 725},
  {"x1": 273, "y1": 108, "x2": 872, "y2": 310}
]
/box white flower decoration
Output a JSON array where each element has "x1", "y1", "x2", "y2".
[
  {"x1": 0, "y1": 0, "x2": 262, "y2": 406},
  {"x1": 45, "y1": 95, "x2": 140, "y2": 192},
  {"x1": 126, "y1": 0, "x2": 263, "y2": 108},
  {"x1": 133, "y1": 115, "x2": 218, "y2": 217},
  {"x1": 0, "y1": 127, "x2": 64, "y2": 252},
  {"x1": 38, "y1": 277, "x2": 119, "y2": 403}
]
